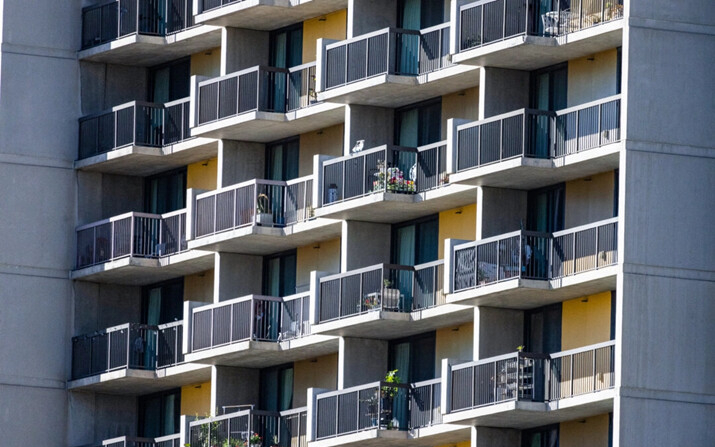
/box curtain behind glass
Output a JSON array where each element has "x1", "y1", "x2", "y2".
[
  {"x1": 163, "y1": 394, "x2": 176, "y2": 436},
  {"x1": 279, "y1": 367, "x2": 294, "y2": 411},
  {"x1": 416, "y1": 219, "x2": 438, "y2": 264},
  {"x1": 397, "y1": 108, "x2": 418, "y2": 147},
  {"x1": 264, "y1": 257, "x2": 281, "y2": 296}
]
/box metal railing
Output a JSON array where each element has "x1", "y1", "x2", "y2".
[
  {"x1": 199, "y1": 0, "x2": 243, "y2": 14},
  {"x1": 191, "y1": 295, "x2": 283, "y2": 352},
  {"x1": 410, "y1": 378, "x2": 442, "y2": 429},
  {"x1": 78, "y1": 98, "x2": 195, "y2": 159},
  {"x1": 415, "y1": 141, "x2": 448, "y2": 192},
  {"x1": 548, "y1": 340, "x2": 615, "y2": 400},
  {"x1": 157, "y1": 320, "x2": 184, "y2": 368},
  {"x1": 315, "y1": 381, "x2": 411, "y2": 439},
  {"x1": 278, "y1": 407, "x2": 308, "y2": 447},
  {"x1": 285, "y1": 176, "x2": 314, "y2": 226},
  {"x1": 450, "y1": 351, "x2": 547, "y2": 412},
  {"x1": 413, "y1": 260, "x2": 446, "y2": 310},
  {"x1": 75, "y1": 209, "x2": 187, "y2": 269},
  {"x1": 281, "y1": 292, "x2": 311, "y2": 341},
  {"x1": 81, "y1": 0, "x2": 196, "y2": 49},
  {"x1": 100, "y1": 436, "x2": 157, "y2": 447},
  {"x1": 551, "y1": 217, "x2": 618, "y2": 279},
  {"x1": 545, "y1": 0, "x2": 624, "y2": 36},
  {"x1": 288, "y1": 62, "x2": 319, "y2": 112},
  {"x1": 456, "y1": 96, "x2": 621, "y2": 171},
  {"x1": 419, "y1": 23, "x2": 453, "y2": 74}
]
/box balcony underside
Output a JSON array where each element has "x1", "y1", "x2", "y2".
[
  {"x1": 449, "y1": 142, "x2": 621, "y2": 189},
  {"x1": 312, "y1": 305, "x2": 474, "y2": 339},
  {"x1": 452, "y1": 21, "x2": 622, "y2": 71},
  {"x1": 187, "y1": 219, "x2": 342, "y2": 254},
  {"x1": 317, "y1": 65, "x2": 479, "y2": 108},
  {"x1": 191, "y1": 103, "x2": 345, "y2": 142},
  {"x1": 74, "y1": 138, "x2": 219, "y2": 176},
  {"x1": 315, "y1": 184, "x2": 477, "y2": 224},
  {"x1": 184, "y1": 335, "x2": 339, "y2": 368},
  {"x1": 78, "y1": 26, "x2": 222, "y2": 66},
  {"x1": 71, "y1": 250, "x2": 215, "y2": 285},
  {"x1": 447, "y1": 265, "x2": 618, "y2": 309},
  {"x1": 443, "y1": 390, "x2": 614, "y2": 429},
  {"x1": 195, "y1": 0, "x2": 348, "y2": 30},
  {"x1": 67, "y1": 363, "x2": 211, "y2": 395},
  {"x1": 312, "y1": 425, "x2": 470, "y2": 447}
]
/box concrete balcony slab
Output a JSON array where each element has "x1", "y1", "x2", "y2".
[
  {"x1": 74, "y1": 138, "x2": 219, "y2": 176},
  {"x1": 78, "y1": 25, "x2": 222, "y2": 66},
  {"x1": 312, "y1": 424, "x2": 471, "y2": 447},
  {"x1": 452, "y1": 21, "x2": 623, "y2": 71},
  {"x1": 195, "y1": 0, "x2": 347, "y2": 30}
]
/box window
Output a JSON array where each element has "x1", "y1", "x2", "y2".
[
  {"x1": 530, "y1": 63, "x2": 568, "y2": 111},
  {"x1": 270, "y1": 24, "x2": 303, "y2": 69},
  {"x1": 149, "y1": 57, "x2": 190, "y2": 103},
  {"x1": 522, "y1": 424, "x2": 559, "y2": 447},
  {"x1": 527, "y1": 183, "x2": 565, "y2": 233},
  {"x1": 394, "y1": 98, "x2": 442, "y2": 147},
  {"x1": 388, "y1": 332, "x2": 436, "y2": 383},
  {"x1": 142, "y1": 278, "x2": 184, "y2": 325},
  {"x1": 263, "y1": 250, "x2": 297, "y2": 297},
  {"x1": 265, "y1": 137, "x2": 299, "y2": 181},
  {"x1": 524, "y1": 303, "x2": 562, "y2": 354},
  {"x1": 138, "y1": 388, "x2": 181, "y2": 437},
  {"x1": 397, "y1": 0, "x2": 445, "y2": 29},
  {"x1": 145, "y1": 167, "x2": 186, "y2": 214},
  {"x1": 391, "y1": 215, "x2": 438, "y2": 266},
  {"x1": 260, "y1": 363, "x2": 294, "y2": 411}
]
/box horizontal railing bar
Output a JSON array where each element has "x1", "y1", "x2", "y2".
[
  {"x1": 456, "y1": 108, "x2": 554, "y2": 131},
  {"x1": 192, "y1": 294, "x2": 282, "y2": 314},
  {"x1": 288, "y1": 61, "x2": 317, "y2": 73},
  {"x1": 279, "y1": 406, "x2": 308, "y2": 416},
  {"x1": 549, "y1": 340, "x2": 616, "y2": 359},
  {"x1": 75, "y1": 211, "x2": 160, "y2": 231},
  {"x1": 453, "y1": 230, "x2": 524, "y2": 251},
  {"x1": 195, "y1": 178, "x2": 286, "y2": 200},
  {"x1": 154, "y1": 433, "x2": 181, "y2": 442},
  {"x1": 163, "y1": 97, "x2": 192, "y2": 108},
  {"x1": 411, "y1": 377, "x2": 441, "y2": 387},
  {"x1": 551, "y1": 217, "x2": 619, "y2": 237},
  {"x1": 322, "y1": 145, "x2": 418, "y2": 167},
  {"x1": 555, "y1": 94, "x2": 622, "y2": 116},
  {"x1": 420, "y1": 21, "x2": 450, "y2": 34},
  {"x1": 316, "y1": 380, "x2": 411, "y2": 400},
  {"x1": 78, "y1": 100, "x2": 163, "y2": 122},
  {"x1": 157, "y1": 320, "x2": 183, "y2": 330},
  {"x1": 197, "y1": 65, "x2": 289, "y2": 87},
  {"x1": 285, "y1": 174, "x2": 314, "y2": 186},
  {"x1": 189, "y1": 408, "x2": 281, "y2": 427},
  {"x1": 160, "y1": 208, "x2": 187, "y2": 219},
  {"x1": 451, "y1": 352, "x2": 519, "y2": 370},
  {"x1": 282, "y1": 292, "x2": 310, "y2": 302},
  {"x1": 319, "y1": 263, "x2": 414, "y2": 283},
  {"x1": 417, "y1": 140, "x2": 448, "y2": 152},
  {"x1": 325, "y1": 27, "x2": 391, "y2": 50},
  {"x1": 414, "y1": 259, "x2": 445, "y2": 270},
  {"x1": 81, "y1": 0, "x2": 120, "y2": 13}
]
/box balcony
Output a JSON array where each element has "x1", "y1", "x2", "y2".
[
  {"x1": 312, "y1": 380, "x2": 468, "y2": 447},
  {"x1": 93, "y1": 435, "x2": 181, "y2": 447},
  {"x1": 316, "y1": 143, "x2": 476, "y2": 223},
  {"x1": 79, "y1": 0, "x2": 221, "y2": 65},
  {"x1": 188, "y1": 407, "x2": 307, "y2": 447},
  {"x1": 72, "y1": 210, "x2": 214, "y2": 284},
  {"x1": 69, "y1": 322, "x2": 210, "y2": 393},
  {"x1": 448, "y1": 218, "x2": 618, "y2": 307},
  {"x1": 76, "y1": 99, "x2": 218, "y2": 176},
  {"x1": 312, "y1": 261, "x2": 473, "y2": 339},
  {"x1": 194, "y1": 0, "x2": 347, "y2": 29},
  {"x1": 452, "y1": 0, "x2": 624, "y2": 70},
  {"x1": 449, "y1": 96, "x2": 622, "y2": 188},
  {"x1": 185, "y1": 292, "x2": 337, "y2": 367},
  {"x1": 188, "y1": 176, "x2": 342, "y2": 254},
  {"x1": 317, "y1": 24, "x2": 478, "y2": 107},
  {"x1": 443, "y1": 341, "x2": 616, "y2": 427},
  {"x1": 191, "y1": 64, "x2": 344, "y2": 142}
]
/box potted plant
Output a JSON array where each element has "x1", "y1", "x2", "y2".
[
  {"x1": 382, "y1": 279, "x2": 400, "y2": 310},
  {"x1": 381, "y1": 370, "x2": 401, "y2": 429},
  {"x1": 256, "y1": 193, "x2": 273, "y2": 226},
  {"x1": 249, "y1": 432, "x2": 262, "y2": 447}
]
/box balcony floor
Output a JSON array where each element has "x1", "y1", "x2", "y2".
[
  {"x1": 447, "y1": 265, "x2": 618, "y2": 309},
  {"x1": 312, "y1": 304, "x2": 474, "y2": 339},
  {"x1": 317, "y1": 65, "x2": 479, "y2": 108},
  {"x1": 78, "y1": 26, "x2": 222, "y2": 66},
  {"x1": 71, "y1": 250, "x2": 215, "y2": 285},
  {"x1": 187, "y1": 218, "x2": 343, "y2": 254},
  {"x1": 196, "y1": 0, "x2": 348, "y2": 30},
  {"x1": 442, "y1": 389, "x2": 614, "y2": 429},
  {"x1": 67, "y1": 362, "x2": 211, "y2": 395},
  {"x1": 448, "y1": 142, "x2": 621, "y2": 190},
  {"x1": 315, "y1": 183, "x2": 477, "y2": 224},
  {"x1": 184, "y1": 334, "x2": 339, "y2": 368},
  {"x1": 74, "y1": 138, "x2": 219, "y2": 176},
  {"x1": 451, "y1": 21, "x2": 622, "y2": 71},
  {"x1": 312, "y1": 424, "x2": 471, "y2": 447},
  {"x1": 191, "y1": 102, "x2": 345, "y2": 142}
]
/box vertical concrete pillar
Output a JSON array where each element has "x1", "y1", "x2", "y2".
[
  {"x1": 478, "y1": 67, "x2": 530, "y2": 120},
  {"x1": 341, "y1": 220, "x2": 391, "y2": 272},
  {"x1": 473, "y1": 426, "x2": 521, "y2": 446},
  {"x1": 211, "y1": 366, "x2": 260, "y2": 416},
  {"x1": 474, "y1": 306, "x2": 523, "y2": 360},
  {"x1": 214, "y1": 253, "x2": 263, "y2": 303},
  {"x1": 218, "y1": 140, "x2": 265, "y2": 188},
  {"x1": 344, "y1": 105, "x2": 394, "y2": 155},
  {"x1": 221, "y1": 28, "x2": 269, "y2": 75},
  {"x1": 476, "y1": 186, "x2": 527, "y2": 239},
  {"x1": 347, "y1": 0, "x2": 397, "y2": 38},
  {"x1": 338, "y1": 337, "x2": 388, "y2": 389}
]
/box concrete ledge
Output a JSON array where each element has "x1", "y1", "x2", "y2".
[{"x1": 311, "y1": 428, "x2": 409, "y2": 447}]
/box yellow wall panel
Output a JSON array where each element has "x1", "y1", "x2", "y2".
[
  {"x1": 441, "y1": 87, "x2": 480, "y2": 138},
  {"x1": 438, "y1": 204, "x2": 477, "y2": 259},
  {"x1": 184, "y1": 270, "x2": 214, "y2": 303},
  {"x1": 302, "y1": 10, "x2": 347, "y2": 63},
  {"x1": 560, "y1": 413, "x2": 610, "y2": 447},
  {"x1": 561, "y1": 291, "x2": 612, "y2": 350},
  {"x1": 296, "y1": 238, "x2": 341, "y2": 291},
  {"x1": 191, "y1": 48, "x2": 221, "y2": 78},
  {"x1": 435, "y1": 440, "x2": 472, "y2": 447},
  {"x1": 435, "y1": 323, "x2": 474, "y2": 375},
  {"x1": 187, "y1": 158, "x2": 218, "y2": 191},
  {"x1": 293, "y1": 353, "x2": 339, "y2": 407},
  {"x1": 564, "y1": 171, "x2": 614, "y2": 228},
  {"x1": 567, "y1": 48, "x2": 618, "y2": 107},
  {"x1": 181, "y1": 381, "x2": 212, "y2": 416},
  {"x1": 299, "y1": 124, "x2": 344, "y2": 177}
]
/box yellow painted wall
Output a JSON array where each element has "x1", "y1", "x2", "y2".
[
  {"x1": 298, "y1": 124, "x2": 344, "y2": 177},
  {"x1": 293, "y1": 353, "x2": 339, "y2": 407},
  {"x1": 441, "y1": 87, "x2": 480, "y2": 138},
  {"x1": 435, "y1": 323, "x2": 474, "y2": 376},
  {"x1": 561, "y1": 291, "x2": 612, "y2": 351},
  {"x1": 564, "y1": 171, "x2": 614, "y2": 228},
  {"x1": 191, "y1": 47, "x2": 221, "y2": 78},
  {"x1": 438, "y1": 204, "x2": 477, "y2": 259},
  {"x1": 560, "y1": 413, "x2": 610, "y2": 447},
  {"x1": 184, "y1": 270, "x2": 214, "y2": 302},
  {"x1": 302, "y1": 10, "x2": 348, "y2": 63},
  {"x1": 435, "y1": 440, "x2": 471, "y2": 447},
  {"x1": 187, "y1": 158, "x2": 218, "y2": 191},
  {"x1": 567, "y1": 48, "x2": 618, "y2": 107},
  {"x1": 296, "y1": 238, "x2": 341, "y2": 290},
  {"x1": 181, "y1": 381, "x2": 212, "y2": 416}
]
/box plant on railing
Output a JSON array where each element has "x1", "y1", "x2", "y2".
[
  {"x1": 372, "y1": 160, "x2": 416, "y2": 194},
  {"x1": 256, "y1": 193, "x2": 273, "y2": 226},
  {"x1": 194, "y1": 413, "x2": 221, "y2": 447},
  {"x1": 381, "y1": 370, "x2": 402, "y2": 430},
  {"x1": 223, "y1": 438, "x2": 246, "y2": 447},
  {"x1": 249, "y1": 432, "x2": 262, "y2": 447},
  {"x1": 604, "y1": 2, "x2": 623, "y2": 20}
]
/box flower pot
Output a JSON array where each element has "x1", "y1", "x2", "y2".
[{"x1": 256, "y1": 212, "x2": 273, "y2": 226}]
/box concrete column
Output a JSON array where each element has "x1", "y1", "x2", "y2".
[
  {"x1": 344, "y1": 105, "x2": 394, "y2": 155},
  {"x1": 347, "y1": 0, "x2": 397, "y2": 38},
  {"x1": 478, "y1": 67, "x2": 530, "y2": 120},
  {"x1": 474, "y1": 307, "x2": 523, "y2": 360},
  {"x1": 338, "y1": 337, "x2": 388, "y2": 389},
  {"x1": 214, "y1": 253, "x2": 263, "y2": 303},
  {"x1": 218, "y1": 140, "x2": 265, "y2": 188},
  {"x1": 221, "y1": 27, "x2": 269, "y2": 75},
  {"x1": 211, "y1": 366, "x2": 260, "y2": 416},
  {"x1": 476, "y1": 186, "x2": 526, "y2": 239},
  {"x1": 341, "y1": 220, "x2": 391, "y2": 272},
  {"x1": 473, "y1": 426, "x2": 521, "y2": 446}
]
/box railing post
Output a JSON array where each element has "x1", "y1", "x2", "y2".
[
  {"x1": 570, "y1": 354, "x2": 574, "y2": 397},
  {"x1": 126, "y1": 327, "x2": 131, "y2": 369},
  {"x1": 250, "y1": 298, "x2": 256, "y2": 340},
  {"x1": 493, "y1": 361, "x2": 497, "y2": 403},
  {"x1": 595, "y1": 223, "x2": 600, "y2": 269},
  {"x1": 130, "y1": 215, "x2": 135, "y2": 256},
  {"x1": 502, "y1": 0, "x2": 507, "y2": 40},
  {"x1": 597, "y1": 102, "x2": 603, "y2": 147},
  {"x1": 593, "y1": 348, "x2": 597, "y2": 392}
]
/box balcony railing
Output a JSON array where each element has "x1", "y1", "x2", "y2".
[
  {"x1": 157, "y1": 320, "x2": 185, "y2": 368},
  {"x1": 315, "y1": 381, "x2": 411, "y2": 439},
  {"x1": 547, "y1": 340, "x2": 615, "y2": 400},
  {"x1": 199, "y1": 0, "x2": 243, "y2": 14},
  {"x1": 188, "y1": 407, "x2": 307, "y2": 447},
  {"x1": 281, "y1": 292, "x2": 311, "y2": 340},
  {"x1": 410, "y1": 378, "x2": 442, "y2": 429},
  {"x1": 75, "y1": 209, "x2": 187, "y2": 269},
  {"x1": 100, "y1": 436, "x2": 157, "y2": 447},
  {"x1": 194, "y1": 175, "x2": 314, "y2": 238},
  {"x1": 288, "y1": 62, "x2": 319, "y2": 112},
  {"x1": 78, "y1": 98, "x2": 194, "y2": 160},
  {"x1": 457, "y1": 0, "x2": 623, "y2": 53},
  {"x1": 81, "y1": 0, "x2": 195, "y2": 49},
  {"x1": 413, "y1": 260, "x2": 446, "y2": 310},
  {"x1": 456, "y1": 96, "x2": 621, "y2": 172},
  {"x1": 419, "y1": 23, "x2": 453, "y2": 74},
  {"x1": 153, "y1": 434, "x2": 181, "y2": 447},
  {"x1": 452, "y1": 218, "x2": 617, "y2": 293}
]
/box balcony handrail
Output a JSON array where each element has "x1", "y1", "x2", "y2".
[
  {"x1": 453, "y1": 228, "x2": 548, "y2": 252},
  {"x1": 163, "y1": 96, "x2": 192, "y2": 108},
  {"x1": 189, "y1": 407, "x2": 280, "y2": 427},
  {"x1": 552, "y1": 216, "x2": 619, "y2": 238},
  {"x1": 78, "y1": 100, "x2": 164, "y2": 122},
  {"x1": 75, "y1": 211, "x2": 160, "y2": 232},
  {"x1": 82, "y1": 0, "x2": 119, "y2": 13},
  {"x1": 157, "y1": 320, "x2": 183, "y2": 330},
  {"x1": 420, "y1": 21, "x2": 450, "y2": 35},
  {"x1": 416, "y1": 140, "x2": 448, "y2": 153},
  {"x1": 197, "y1": 65, "x2": 289, "y2": 88},
  {"x1": 195, "y1": 178, "x2": 286, "y2": 201},
  {"x1": 288, "y1": 61, "x2": 317, "y2": 73},
  {"x1": 101, "y1": 436, "x2": 156, "y2": 446},
  {"x1": 411, "y1": 377, "x2": 441, "y2": 388},
  {"x1": 324, "y1": 26, "x2": 420, "y2": 52},
  {"x1": 282, "y1": 291, "x2": 310, "y2": 302},
  {"x1": 319, "y1": 263, "x2": 414, "y2": 283},
  {"x1": 456, "y1": 108, "x2": 555, "y2": 133},
  {"x1": 191, "y1": 294, "x2": 282, "y2": 314},
  {"x1": 413, "y1": 259, "x2": 445, "y2": 270},
  {"x1": 451, "y1": 350, "x2": 548, "y2": 371},
  {"x1": 316, "y1": 380, "x2": 411, "y2": 401},
  {"x1": 160, "y1": 208, "x2": 187, "y2": 219},
  {"x1": 285, "y1": 173, "x2": 314, "y2": 186},
  {"x1": 554, "y1": 94, "x2": 622, "y2": 116},
  {"x1": 72, "y1": 322, "x2": 158, "y2": 341},
  {"x1": 279, "y1": 406, "x2": 308, "y2": 417},
  {"x1": 154, "y1": 433, "x2": 181, "y2": 443},
  {"x1": 322, "y1": 144, "x2": 418, "y2": 168},
  {"x1": 549, "y1": 339, "x2": 616, "y2": 360}
]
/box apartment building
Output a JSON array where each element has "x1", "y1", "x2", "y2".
[{"x1": 0, "y1": 1, "x2": 713, "y2": 447}]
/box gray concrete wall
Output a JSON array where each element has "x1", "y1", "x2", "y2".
[
  {"x1": 214, "y1": 253, "x2": 263, "y2": 302},
  {"x1": 68, "y1": 391, "x2": 138, "y2": 446},
  {"x1": 76, "y1": 171, "x2": 145, "y2": 224},
  {"x1": 476, "y1": 186, "x2": 527, "y2": 239},
  {"x1": 338, "y1": 337, "x2": 388, "y2": 389},
  {"x1": 344, "y1": 105, "x2": 394, "y2": 155},
  {"x1": 473, "y1": 426, "x2": 521, "y2": 446},
  {"x1": 347, "y1": 0, "x2": 397, "y2": 38},
  {"x1": 80, "y1": 62, "x2": 149, "y2": 114},
  {"x1": 211, "y1": 366, "x2": 260, "y2": 416},
  {"x1": 219, "y1": 140, "x2": 265, "y2": 187},
  {"x1": 479, "y1": 67, "x2": 530, "y2": 120},
  {"x1": 222, "y1": 27, "x2": 269, "y2": 75},
  {"x1": 73, "y1": 281, "x2": 142, "y2": 335},
  {"x1": 475, "y1": 307, "x2": 523, "y2": 359},
  {"x1": 340, "y1": 221, "x2": 391, "y2": 271}
]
